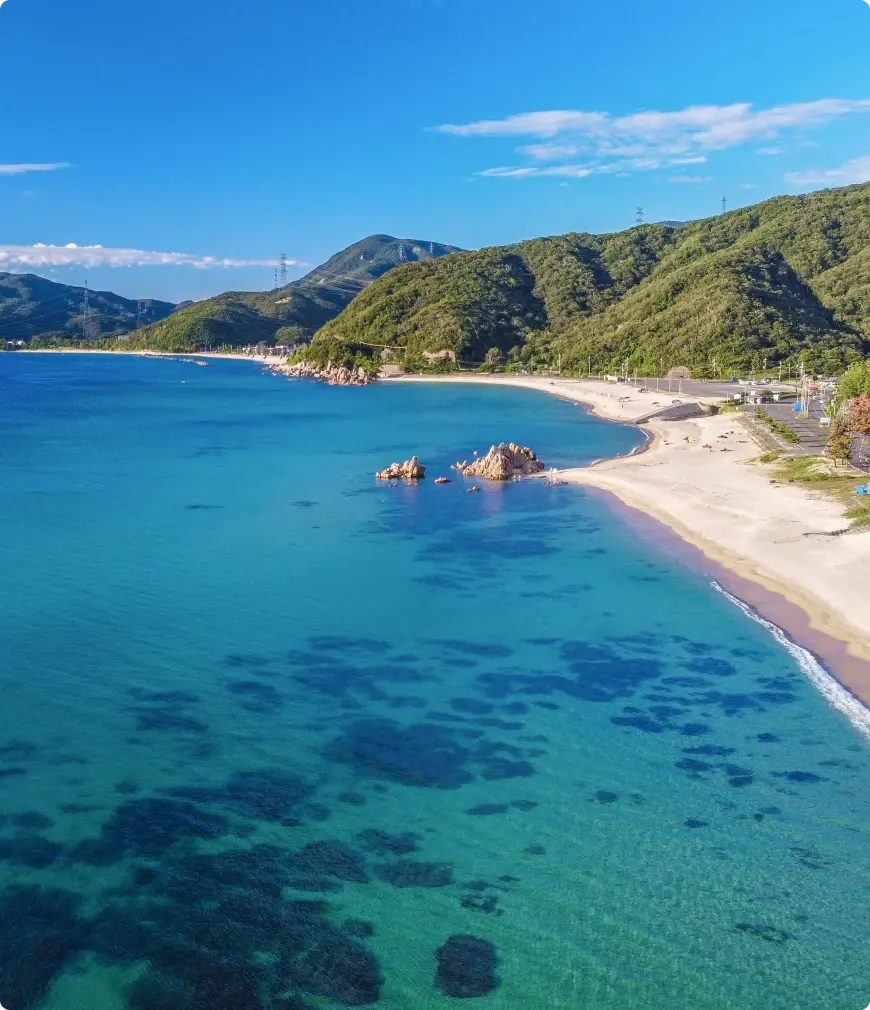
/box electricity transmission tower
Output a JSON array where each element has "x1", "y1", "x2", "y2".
[
  {"x1": 136, "y1": 300, "x2": 143, "y2": 329},
  {"x1": 635, "y1": 206, "x2": 645, "y2": 225},
  {"x1": 273, "y1": 267, "x2": 279, "y2": 289},
  {"x1": 82, "y1": 281, "x2": 99, "y2": 341},
  {"x1": 279, "y1": 253, "x2": 288, "y2": 287},
  {"x1": 721, "y1": 196, "x2": 727, "y2": 214}
]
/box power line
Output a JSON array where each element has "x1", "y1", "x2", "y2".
[{"x1": 82, "y1": 281, "x2": 90, "y2": 340}]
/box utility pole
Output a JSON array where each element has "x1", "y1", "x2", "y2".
[
  {"x1": 588, "y1": 355, "x2": 591, "y2": 376},
  {"x1": 280, "y1": 252, "x2": 288, "y2": 287},
  {"x1": 82, "y1": 281, "x2": 90, "y2": 341}
]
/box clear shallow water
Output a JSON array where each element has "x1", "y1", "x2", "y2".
[{"x1": 0, "y1": 353, "x2": 868, "y2": 1010}]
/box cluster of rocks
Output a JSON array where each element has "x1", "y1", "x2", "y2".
[
  {"x1": 455, "y1": 443, "x2": 545, "y2": 481},
  {"x1": 376, "y1": 456, "x2": 427, "y2": 481},
  {"x1": 278, "y1": 360, "x2": 373, "y2": 386}
]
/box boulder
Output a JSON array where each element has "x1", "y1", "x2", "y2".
[
  {"x1": 457, "y1": 443, "x2": 545, "y2": 481},
  {"x1": 376, "y1": 456, "x2": 427, "y2": 481},
  {"x1": 279, "y1": 360, "x2": 373, "y2": 386}
]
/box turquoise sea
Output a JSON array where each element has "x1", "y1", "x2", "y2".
[{"x1": 1, "y1": 353, "x2": 868, "y2": 1010}]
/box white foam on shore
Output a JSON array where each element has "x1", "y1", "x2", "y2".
[{"x1": 712, "y1": 581, "x2": 870, "y2": 742}]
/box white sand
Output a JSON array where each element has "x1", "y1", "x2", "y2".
[{"x1": 391, "y1": 374, "x2": 870, "y2": 663}]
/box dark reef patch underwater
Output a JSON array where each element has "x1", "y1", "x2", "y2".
[{"x1": 0, "y1": 355, "x2": 869, "y2": 1009}]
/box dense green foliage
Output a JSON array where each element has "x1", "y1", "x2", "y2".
[
  {"x1": 0, "y1": 273, "x2": 174, "y2": 343},
  {"x1": 130, "y1": 235, "x2": 460, "y2": 352},
  {"x1": 838, "y1": 361, "x2": 870, "y2": 401},
  {"x1": 315, "y1": 184, "x2": 870, "y2": 374}
]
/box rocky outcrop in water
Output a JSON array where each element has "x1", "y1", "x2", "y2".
[
  {"x1": 456, "y1": 443, "x2": 545, "y2": 481},
  {"x1": 278, "y1": 361, "x2": 373, "y2": 386},
  {"x1": 376, "y1": 456, "x2": 426, "y2": 481}
]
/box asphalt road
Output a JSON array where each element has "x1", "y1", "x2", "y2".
[{"x1": 627, "y1": 379, "x2": 797, "y2": 399}]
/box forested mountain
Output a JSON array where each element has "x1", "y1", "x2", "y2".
[
  {"x1": 313, "y1": 184, "x2": 870, "y2": 374},
  {"x1": 0, "y1": 273, "x2": 174, "y2": 343},
  {"x1": 129, "y1": 235, "x2": 461, "y2": 351}
]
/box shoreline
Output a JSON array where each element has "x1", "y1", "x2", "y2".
[
  {"x1": 388, "y1": 373, "x2": 870, "y2": 715},
  {"x1": 14, "y1": 348, "x2": 283, "y2": 363},
  {"x1": 12, "y1": 356, "x2": 870, "y2": 715}
]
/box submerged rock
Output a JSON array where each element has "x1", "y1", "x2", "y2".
[
  {"x1": 376, "y1": 456, "x2": 426, "y2": 481},
  {"x1": 435, "y1": 934, "x2": 499, "y2": 998},
  {"x1": 457, "y1": 443, "x2": 545, "y2": 481}
]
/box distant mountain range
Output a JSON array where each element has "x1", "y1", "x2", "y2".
[
  {"x1": 0, "y1": 273, "x2": 174, "y2": 343},
  {"x1": 129, "y1": 235, "x2": 462, "y2": 351},
  {"x1": 312, "y1": 184, "x2": 870, "y2": 374},
  {"x1": 7, "y1": 185, "x2": 870, "y2": 375}
]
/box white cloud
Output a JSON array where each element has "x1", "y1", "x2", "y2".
[
  {"x1": 434, "y1": 98, "x2": 870, "y2": 182},
  {"x1": 480, "y1": 164, "x2": 596, "y2": 179},
  {"x1": 740, "y1": 183, "x2": 758, "y2": 190},
  {"x1": 756, "y1": 147, "x2": 783, "y2": 156},
  {"x1": 517, "y1": 143, "x2": 580, "y2": 161},
  {"x1": 668, "y1": 175, "x2": 714, "y2": 184},
  {"x1": 0, "y1": 243, "x2": 296, "y2": 270},
  {"x1": 0, "y1": 163, "x2": 71, "y2": 176},
  {"x1": 785, "y1": 155, "x2": 870, "y2": 187},
  {"x1": 668, "y1": 155, "x2": 708, "y2": 165}
]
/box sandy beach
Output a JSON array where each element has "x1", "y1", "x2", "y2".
[{"x1": 391, "y1": 374, "x2": 870, "y2": 704}]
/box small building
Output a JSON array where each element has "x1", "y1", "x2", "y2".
[
  {"x1": 422, "y1": 349, "x2": 457, "y2": 363},
  {"x1": 667, "y1": 366, "x2": 692, "y2": 380}
]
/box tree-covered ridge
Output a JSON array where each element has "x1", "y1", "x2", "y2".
[
  {"x1": 0, "y1": 273, "x2": 174, "y2": 342},
  {"x1": 315, "y1": 183, "x2": 870, "y2": 373},
  {"x1": 130, "y1": 235, "x2": 461, "y2": 351}
]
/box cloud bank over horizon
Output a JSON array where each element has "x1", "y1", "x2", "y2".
[{"x1": 0, "y1": 242, "x2": 297, "y2": 271}]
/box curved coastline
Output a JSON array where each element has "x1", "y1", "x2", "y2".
[
  {"x1": 15, "y1": 355, "x2": 870, "y2": 716},
  {"x1": 387, "y1": 373, "x2": 870, "y2": 717}
]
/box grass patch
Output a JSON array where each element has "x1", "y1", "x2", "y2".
[
  {"x1": 748, "y1": 450, "x2": 783, "y2": 464},
  {"x1": 773, "y1": 456, "x2": 870, "y2": 529},
  {"x1": 754, "y1": 409, "x2": 801, "y2": 445}
]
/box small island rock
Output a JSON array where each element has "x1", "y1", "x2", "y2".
[
  {"x1": 376, "y1": 456, "x2": 427, "y2": 481},
  {"x1": 457, "y1": 443, "x2": 545, "y2": 481}
]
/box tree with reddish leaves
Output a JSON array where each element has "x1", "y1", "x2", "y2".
[
  {"x1": 851, "y1": 394, "x2": 870, "y2": 435},
  {"x1": 826, "y1": 415, "x2": 853, "y2": 465}
]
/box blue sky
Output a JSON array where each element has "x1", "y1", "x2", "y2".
[{"x1": 1, "y1": 0, "x2": 869, "y2": 303}]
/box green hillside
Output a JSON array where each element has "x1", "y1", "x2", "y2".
[
  {"x1": 313, "y1": 184, "x2": 870, "y2": 374},
  {"x1": 130, "y1": 235, "x2": 461, "y2": 351},
  {"x1": 0, "y1": 273, "x2": 174, "y2": 343}
]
